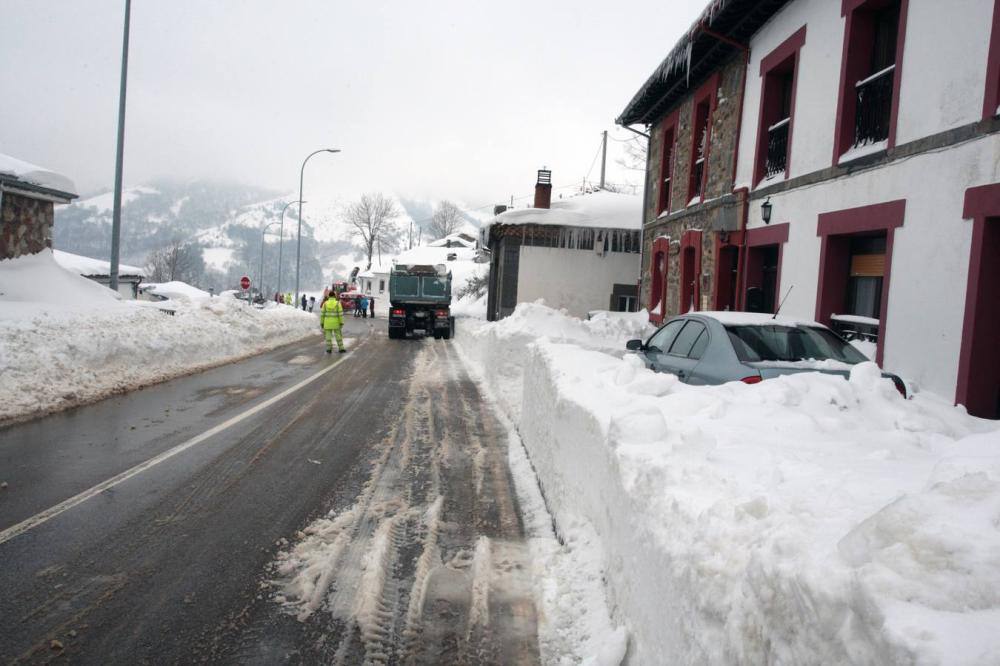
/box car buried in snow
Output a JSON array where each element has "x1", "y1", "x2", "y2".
[{"x1": 625, "y1": 311, "x2": 907, "y2": 396}]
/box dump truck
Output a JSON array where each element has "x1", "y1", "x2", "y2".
[{"x1": 388, "y1": 263, "x2": 454, "y2": 340}]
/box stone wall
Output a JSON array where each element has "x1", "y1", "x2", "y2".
[
  {"x1": 1, "y1": 191, "x2": 54, "y2": 260},
  {"x1": 640, "y1": 55, "x2": 746, "y2": 317}
]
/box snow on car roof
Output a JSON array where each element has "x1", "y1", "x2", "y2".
[{"x1": 689, "y1": 311, "x2": 822, "y2": 327}]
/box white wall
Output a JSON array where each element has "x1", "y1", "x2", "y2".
[
  {"x1": 735, "y1": 0, "x2": 995, "y2": 188},
  {"x1": 516, "y1": 247, "x2": 639, "y2": 319},
  {"x1": 743, "y1": 132, "x2": 1000, "y2": 398}
]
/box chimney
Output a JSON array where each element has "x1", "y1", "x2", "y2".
[{"x1": 533, "y1": 169, "x2": 552, "y2": 209}]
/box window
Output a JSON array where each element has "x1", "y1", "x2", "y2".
[
  {"x1": 754, "y1": 27, "x2": 805, "y2": 186},
  {"x1": 617, "y1": 294, "x2": 636, "y2": 312},
  {"x1": 689, "y1": 100, "x2": 710, "y2": 202},
  {"x1": 725, "y1": 325, "x2": 868, "y2": 363},
  {"x1": 834, "y1": 0, "x2": 908, "y2": 162},
  {"x1": 845, "y1": 235, "x2": 886, "y2": 319},
  {"x1": 646, "y1": 319, "x2": 685, "y2": 352},
  {"x1": 679, "y1": 230, "x2": 702, "y2": 313},
  {"x1": 669, "y1": 321, "x2": 707, "y2": 357},
  {"x1": 379, "y1": 279, "x2": 385, "y2": 293},
  {"x1": 657, "y1": 111, "x2": 679, "y2": 214}
]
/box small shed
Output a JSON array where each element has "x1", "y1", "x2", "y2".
[
  {"x1": 0, "y1": 153, "x2": 78, "y2": 260},
  {"x1": 53, "y1": 250, "x2": 146, "y2": 299}
]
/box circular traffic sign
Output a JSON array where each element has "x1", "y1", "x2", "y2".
[{"x1": 240, "y1": 275, "x2": 251, "y2": 290}]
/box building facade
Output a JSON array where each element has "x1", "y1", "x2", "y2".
[
  {"x1": 1, "y1": 154, "x2": 77, "y2": 260},
  {"x1": 620, "y1": 0, "x2": 1000, "y2": 417}
]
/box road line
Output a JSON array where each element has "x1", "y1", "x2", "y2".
[{"x1": 0, "y1": 350, "x2": 353, "y2": 547}]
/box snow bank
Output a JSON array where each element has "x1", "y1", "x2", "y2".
[
  {"x1": 140, "y1": 280, "x2": 211, "y2": 301},
  {"x1": 456, "y1": 302, "x2": 1000, "y2": 665},
  {"x1": 0, "y1": 250, "x2": 319, "y2": 423}
]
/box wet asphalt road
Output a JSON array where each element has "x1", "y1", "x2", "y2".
[{"x1": 0, "y1": 316, "x2": 538, "y2": 665}]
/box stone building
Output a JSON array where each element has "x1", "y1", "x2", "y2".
[
  {"x1": 0, "y1": 153, "x2": 77, "y2": 260},
  {"x1": 617, "y1": 1, "x2": 788, "y2": 324}
]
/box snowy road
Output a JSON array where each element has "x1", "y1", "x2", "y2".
[{"x1": 0, "y1": 317, "x2": 539, "y2": 664}]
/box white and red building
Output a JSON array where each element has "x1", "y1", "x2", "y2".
[{"x1": 621, "y1": 0, "x2": 1000, "y2": 418}]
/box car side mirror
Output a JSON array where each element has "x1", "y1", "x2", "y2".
[{"x1": 625, "y1": 339, "x2": 644, "y2": 351}]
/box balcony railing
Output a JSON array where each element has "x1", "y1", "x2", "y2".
[
  {"x1": 765, "y1": 117, "x2": 790, "y2": 178},
  {"x1": 853, "y1": 64, "x2": 894, "y2": 147}
]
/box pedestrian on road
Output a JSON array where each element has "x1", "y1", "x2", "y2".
[
  {"x1": 308, "y1": 296, "x2": 316, "y2": 312},
  {"x1": 369, "y1": 296, "x2": 375, "y2": 319},
  {"x1": 301, "y1": 294, "x2": 307, "y2": 310},
  {"x1": 353, "y1": 297, "x2": 361, "y2": 317},
  {"x1": 320, "y1": 293, "x2": 346, "y2": 354},
  {"x1": 360, "y1": 296, "x2": 369, "y2": 318}
]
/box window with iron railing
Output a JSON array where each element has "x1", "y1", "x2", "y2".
[
  {"x1": 854, "y1": 65, "x2": 894, "y2": 146},
  {"x1": 765, "y1": 117, "x2": 790, "y2": 177}
]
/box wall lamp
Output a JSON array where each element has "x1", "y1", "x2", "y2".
[{"x1": 761, "y1": 197, "x2": 773, "y2": 225}]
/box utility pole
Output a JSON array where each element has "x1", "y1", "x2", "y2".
[
  {"x1": 599, "y1": 130, "x2": 608, "y2": 190},
  {"x1": 109, "y1": 0, "x2": 131, "y2": 292}
]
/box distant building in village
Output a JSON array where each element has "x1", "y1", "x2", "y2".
[
  {"x1": 482, "y1": 170, "x2": 642, "y2": 321},
  {"x1": 619, "y1": 0, "x2": 1000, "y2": 418},
  {"x1": 1, "y1": 153, "x2": 77, "y2": 260},
  {"x1": 53, "y1": 250, "x2": 145, "y2": 299}
]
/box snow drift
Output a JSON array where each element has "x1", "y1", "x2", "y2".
[
  {"x1": 456, "y1": 302, "x2": 1000, "y2": 665},
  {"x1": 0, "y1": 250, "x2": 319, "y2": 423}
]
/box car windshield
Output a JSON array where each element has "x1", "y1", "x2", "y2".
[{"x1": 725, "y1": 324, "x2": 869, "y2": 364}]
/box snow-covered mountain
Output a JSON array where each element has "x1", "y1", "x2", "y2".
[{"x1": 53, "y1": 180, "x2": 488, "y2": 291}]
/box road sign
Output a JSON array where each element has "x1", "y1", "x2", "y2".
[{"x1": 240, "y1": 275, "x2": 251, "y2": 290}]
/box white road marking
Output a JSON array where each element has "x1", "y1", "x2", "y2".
[{"x1": 0, "y1": 350, "x2": 354, "y2": 547}]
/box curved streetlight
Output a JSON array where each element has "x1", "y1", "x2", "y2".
[
  {"x1": 259, "y1": 220, "x2": 281, "y2": 299},
  {"x1": 295, "y1": 148, "x2": 340, "y2": 302},
  {"x1": 276, "y1": 200, "x2": 304, "y2": 297}
]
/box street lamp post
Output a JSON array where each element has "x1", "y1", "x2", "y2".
[
  {"x1": 109, "y1": 0, "x2": 131, "y2": 292},
  {"x1": 295, "y1": 148, "x2": 340, "y2": 303},
  {"x1": 276, "y1": 200, "x2": 304, "y2": 298},
  {"x1": 259, "y1": 220, "x2": 281, "y2": 299}
]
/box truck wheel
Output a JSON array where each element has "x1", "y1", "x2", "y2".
[
  {"x1": 388, "y1": 328, "x2": 400, "y2": 339},
  {"x1": 442, "y1": 326, "x2": 452, "y2": 340}
]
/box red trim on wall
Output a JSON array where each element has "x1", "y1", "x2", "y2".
[
  {"x1": 687, "y1": 74, "x2": 720, "y2": 204},
  {"x1": 656, "y1": 110, "x2": 680, "y2": 214},
  {"x1": 680, "y1": 229, "x2": 703, "y2": 312},
  {"x1": 887, "y1": 0, "x2": 909, "y2": 149},
  {"x1": 747, "y1": 222, "x2": 790, "y2": 247},
  {"x1": 752, "y1": 27, "x2": 807, "y2": 187},
  {"x1": 815, "y1": 199, "x2": 906, "y2": 366},
  {"x1": 958, "y1": 183, "x2": 1000, "y2": 411},
  {"x1": 982, "y1": 1, "x2": 1000, "y2": 119},
  {"x1": 832, "y1": 0, "x2": 910, "y2": 163}
]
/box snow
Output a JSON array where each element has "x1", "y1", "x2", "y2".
[
  {"x1": 455, "y1": 301, "x2": 1000, "y2": 665},
  {"x1": 0, "y1": 250, "x2": 318, "y2": 424},
  {"x1": 139, "y1": 281, "x2": 211, "y2": 301},
  {"x1": 74, "y1": 185, "x2": 159, "y2": 213},
  {"x1": 831, "y1": 313, "x2": 880, "y2": 326},
  {"x1": 693, "y1": 309, "x2": 818, "y2": 327},
  {"x1": 0, "y1": 152, "x2": 77, "y2": 195},
  {"x1": 851, "y1": 338, "x2": 878, "y2": 360},
  {"x1": 202, "y1": 247, "x2": 235, "y2": 272},
  {"x1": 486, "y1": 190, "x2": 641, "y2": 231},
  {"x1": 839, "y1": 139, "x2": 889, "y2": 164},
  {"x1": 53, "y1": 249, "x2": 144, "y2": 277}
]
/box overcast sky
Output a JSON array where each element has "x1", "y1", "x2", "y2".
[{"x1": 1, "y1": 0, "x2": 706, "y2": 208}]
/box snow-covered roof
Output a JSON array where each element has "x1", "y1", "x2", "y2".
[
  {"x1": 427, "y1": 232, "x2": 477, "y2": 248},
  {"x1": 53, "y1": 250, "x2": 144, "y2": 278},
  {"x1": 0, "y1": 153, "x2": 77, "y2": 200},
  {"x1": 357, "y1": 261, "x2": 393, "y2": 278},
  {"x1": 487, "y1": 190, "x2": 642, "y2": 231}
]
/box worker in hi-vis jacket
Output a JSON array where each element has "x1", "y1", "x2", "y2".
[{"x1": 320, "y1": 292, "x2": 346, "y2": 354}]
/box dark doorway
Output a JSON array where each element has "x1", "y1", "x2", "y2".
[
  {"x1": 680, "y1": 245, "x2": 697, "y2": 313},
  {"x1": 959, "y1": 217, "x2": 1000, "y2": 419},
  {"x1": 745, "y1": 245, "x2": 779, "y2": 313},
  {"x1": 715, "y1": 244, "x2": 740, "y2": 311}
]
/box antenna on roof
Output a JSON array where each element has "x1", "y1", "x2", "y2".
[{"x1": 772, "y1": 285, "x2": 793, "y2": 319}]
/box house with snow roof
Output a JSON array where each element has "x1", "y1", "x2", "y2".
[
  {"x1": 1, "y1": 153, "x2": 78, "y2": 260},
  {"x1": 53, "y1": 249, "x2": 145, "y2": 299},
  {"x1": 620, "y1": 0, "x2": 1000, "y2": 418},
  {"x1": 481, "y1": 170, "x2": 642, "y2": 321}
]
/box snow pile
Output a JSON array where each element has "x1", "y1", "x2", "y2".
[
  {"x1": 0, "y1": 250, "x2": 318, "y2": 423},
  {"x1": 0, "y1": 152, "x2": 77, "y2": 195},
  {"x1": 455, "y1": 302, "x2": 1000, "y2": 665}
]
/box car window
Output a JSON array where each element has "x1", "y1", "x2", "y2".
[
  {"x1": 668, "y1": 321, "x2": 706, "y2": 357},
  {"x1": 724, "y1": 325, "x2": 869, "y2": 363},
  {"x1": 646, "y1": 320, "x2": 685, "y2": 352},
  {"x1": 688, "y1": 328, "x2": 709, "y2": 359}
]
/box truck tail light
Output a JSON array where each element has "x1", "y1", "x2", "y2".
[
  {"x1": 435, "y1": 309, "x2": 449, "y2": 317},
  {"x1": 391, "y1": 308, "x2": 405, "y2": 316},
  {"x1": 740, "y1": 376, "x2": 762, "y2": 384}
]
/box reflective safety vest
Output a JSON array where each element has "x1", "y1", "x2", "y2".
[{"x1": 320, "y1": 297, "x2": 344, "y2": 330}]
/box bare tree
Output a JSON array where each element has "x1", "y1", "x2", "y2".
[
  {"x1": 615, "y1": 134, "x2": 648, "y2": 172},
  {"x1": 343, "y1": 193, "x2": 401, "y2": 270},
  {"x1": 145, "y1": 239, "x2": 205, "y2": 284},
  {"x1": 427, "y1": 200, "x2": 463, "y2": 240}
]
